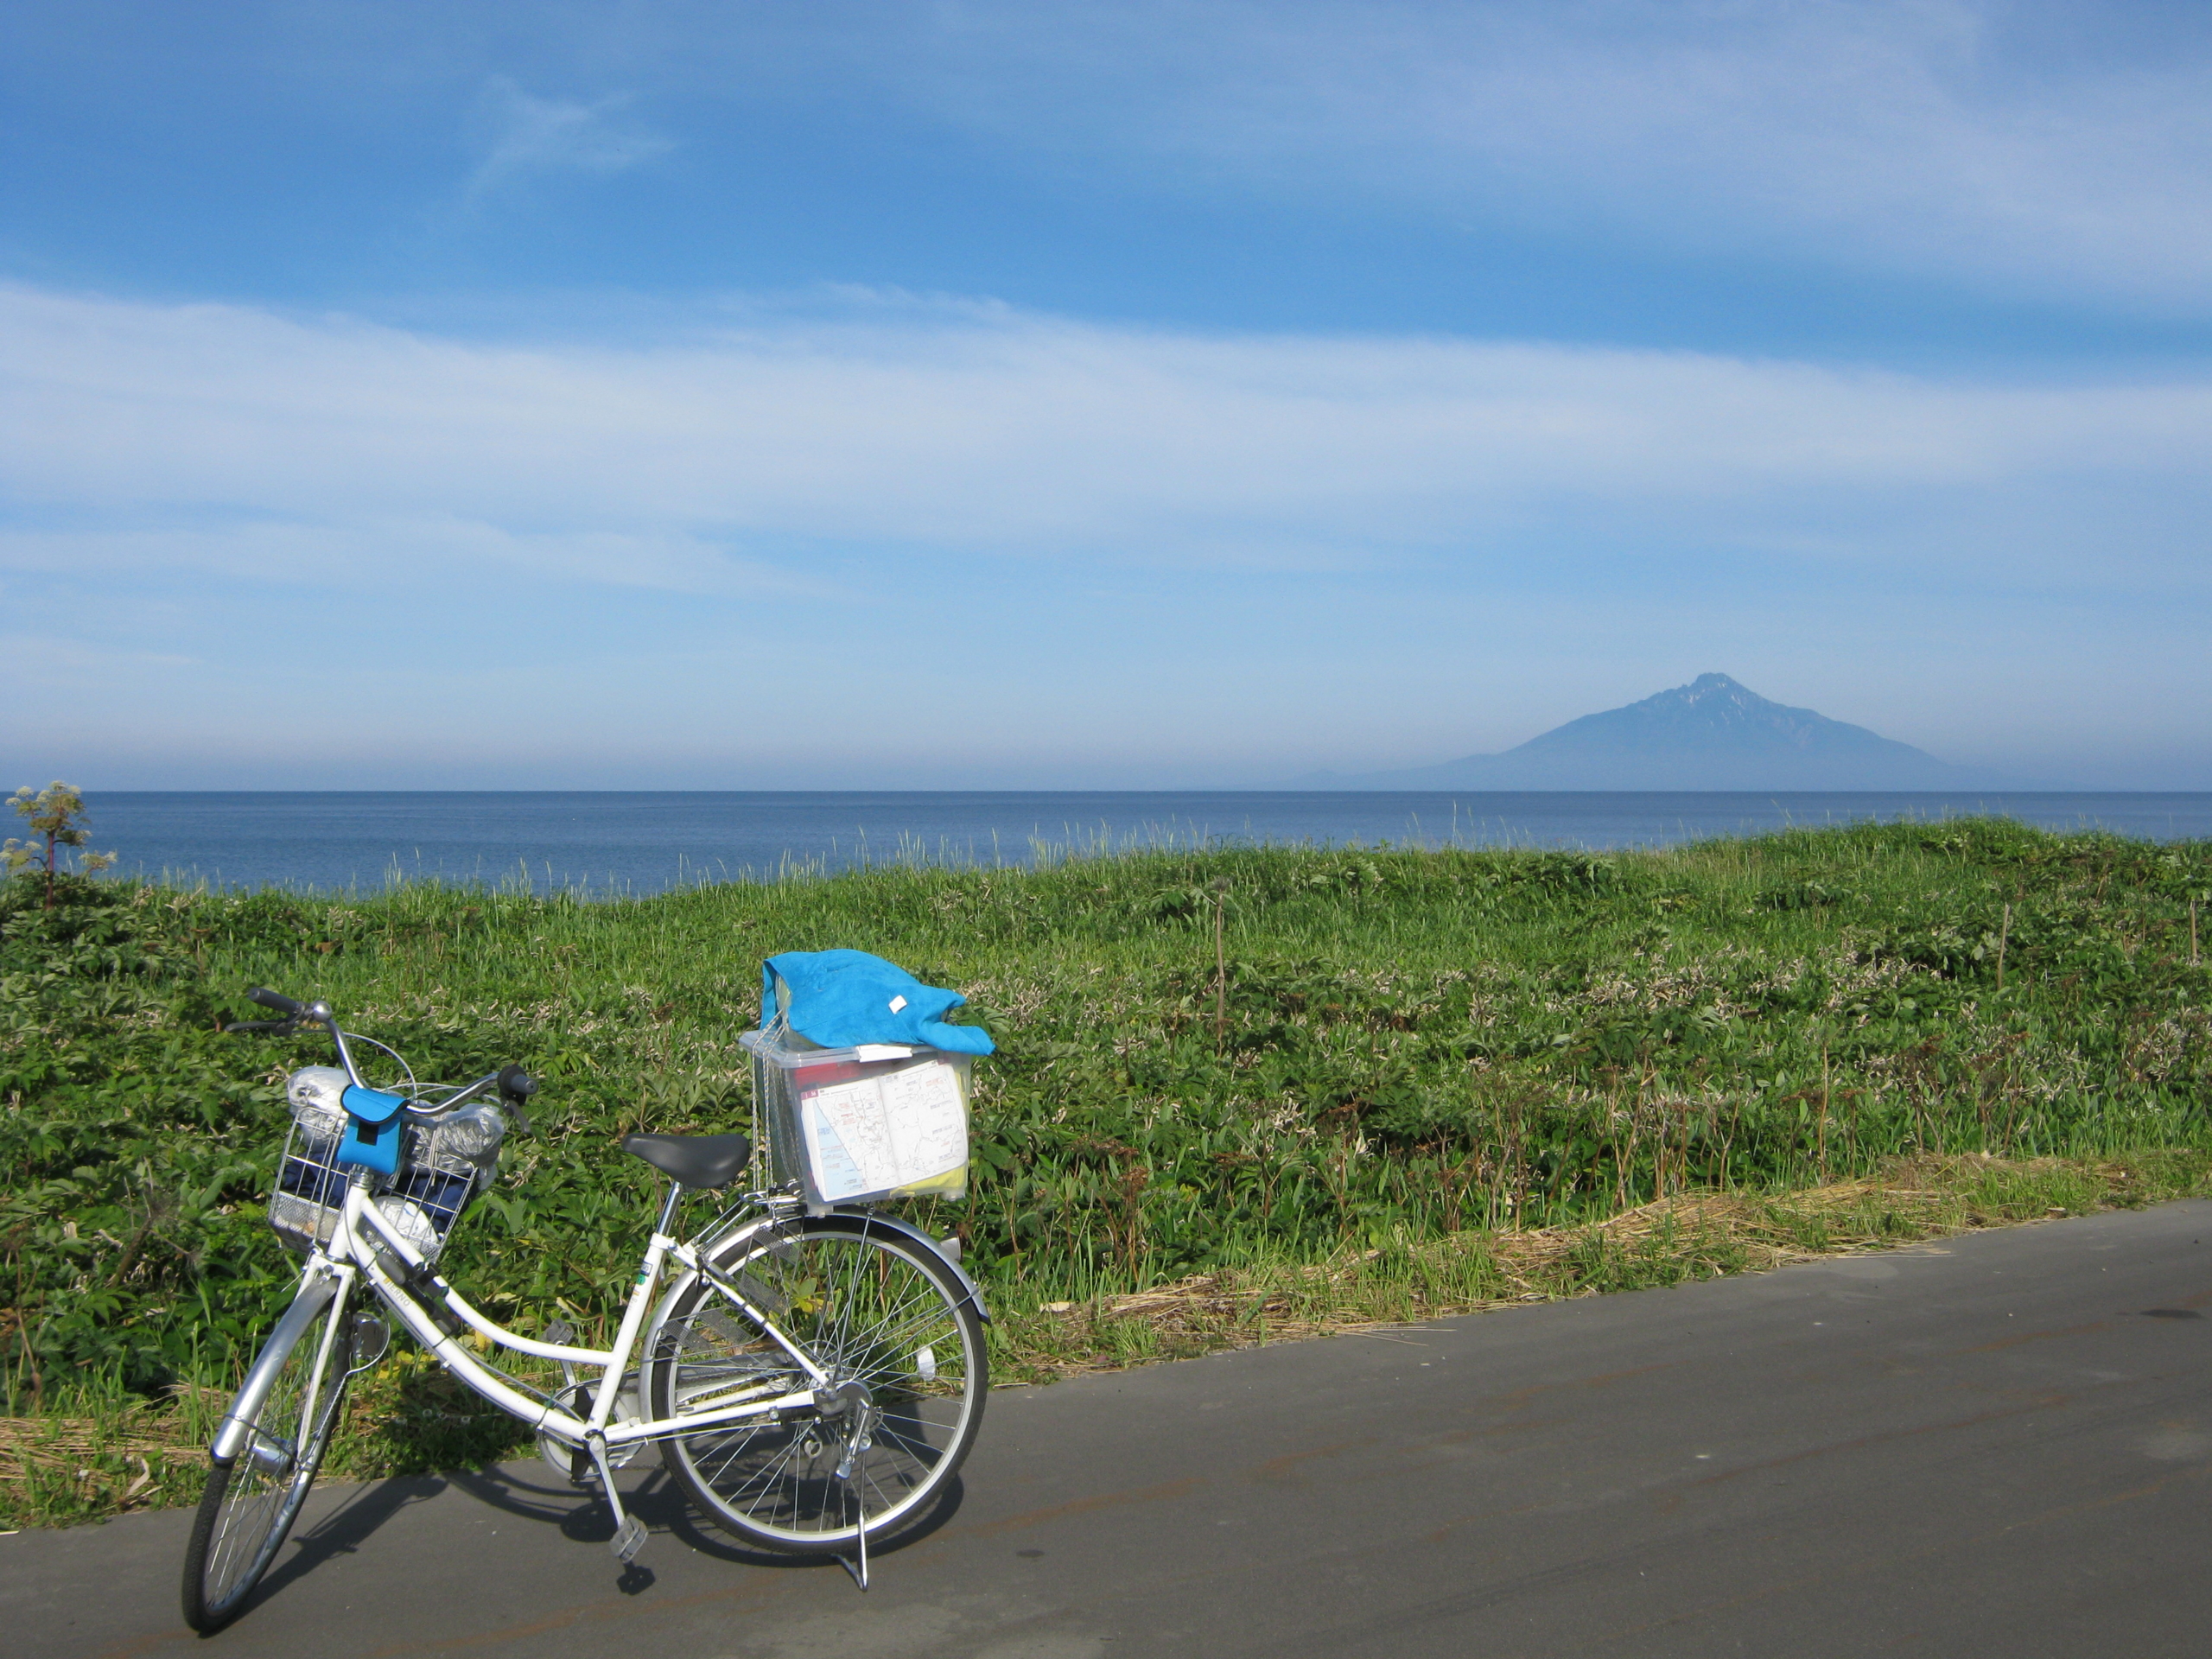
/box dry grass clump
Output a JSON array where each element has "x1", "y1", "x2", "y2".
[
  {"x1": 0, "y1": 1386, "x2": 221, "y2": 1526},
  {"x1": 991, "y1": 1151, "x2": 2202, "y2": 1382}
]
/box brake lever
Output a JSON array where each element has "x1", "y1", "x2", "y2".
[
  {"x1": 224, "y1": 1018, "x2": 303, "y2": 1037},
  {"x1": 497, "y1": 1065, "x2": 537, "y2": 1135}
]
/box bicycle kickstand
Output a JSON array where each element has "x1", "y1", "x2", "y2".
[
  {"x1": 835, "y1": 1442, "x2": 870, "y2": 1591},
  {"x1": 588, "y1": 1438, "x2": 647, "y2": 1566},
  {"x1": 834, "y1": 1509, "x2": 868, "y2": 1591}
]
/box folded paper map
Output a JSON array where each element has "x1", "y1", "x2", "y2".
[{"x1": 799, "y1": 1059, "x2": 968, "y2": 1202}]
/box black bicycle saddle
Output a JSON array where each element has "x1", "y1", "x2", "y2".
[{"x1": 620, "y1": 1132, "x2": 753, "y2": 1189}]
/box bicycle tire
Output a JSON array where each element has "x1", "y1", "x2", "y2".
[
  {"x1": 649, "y1": 1213, "x2": 986, "y2": 1553},
  {"x1": 181, "y1": 1296, "x2": 353, "y2": 1632}
]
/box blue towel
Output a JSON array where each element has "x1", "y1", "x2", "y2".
[{"x1": 762, "y1": 950, "x2": 996, "y2": 1055}]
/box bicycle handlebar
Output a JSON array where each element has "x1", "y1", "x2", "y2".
[{"x1": 233, "y1": 989, "x2": 537, "y2": 1121}]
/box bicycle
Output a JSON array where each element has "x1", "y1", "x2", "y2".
[{"x1": 181, "y1": 987, "x2": 989, "y2": 1634}]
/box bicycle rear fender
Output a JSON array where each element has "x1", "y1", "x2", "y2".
[
  {"x1": 209, "y1": 1273, "x2": 341, "y2": 1464},
  {"x1": 835, "y1": 1211, "x2": 992, "y2": 1324},
  {"x1": 648, "y1": 1210, "x2": 990, "y2": 1347}
]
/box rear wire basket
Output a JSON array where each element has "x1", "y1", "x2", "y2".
[{"x1": 269, "y1": 1108, "x2": 491, "y2": 1263}]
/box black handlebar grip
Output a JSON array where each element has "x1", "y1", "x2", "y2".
[
  {"x1": 498, "y1": 1065, "x2": 537, "y2": 1100},
  {"x1": 248, "y1": 987, "x2": 306, "y2": 1018}
]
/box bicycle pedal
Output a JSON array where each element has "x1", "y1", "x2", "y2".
[{"x1": 609, "y1": 1516, "x2": 646, "y2": 1565}]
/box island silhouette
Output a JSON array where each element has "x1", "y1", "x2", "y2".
[{"x1": 1306, "y1": 673, "x2": 2002, "y2": 791}]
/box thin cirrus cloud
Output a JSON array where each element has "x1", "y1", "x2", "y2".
[
  {"x1": 785, "y1": 0, "x2": 2212, "y2": 312},
  {"x1": 0, "y1": 518, "x2": 838, "y2": 604},
  {"x1": 1, "y1": 283, "x2": 2208, "y2": 594},
  {"x1": 464, "y1": 76, "x2": 674, "y2": 198},
  {"x1": 11, "y1": 3, "x2": 2210, "y2": 320}
]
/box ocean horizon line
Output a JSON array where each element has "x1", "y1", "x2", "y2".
[{"x1": 41, "y1": 787, "x2": 2212, "y2": 899}]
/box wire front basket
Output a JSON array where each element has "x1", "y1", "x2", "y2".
[
  {"x1": 269, "y1": 1090, "x2": 504, "y2": 1262},
  {"x1": 269, "y1": 1114, "x2": 353, "y2": 1255}
]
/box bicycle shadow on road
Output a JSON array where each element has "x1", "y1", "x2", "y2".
[
  {"x1": 247, "y1": 1472, "x2": 451, "y2": 1611},
  {"x1": 651, "y1": 1472, "x2": 970, "y2": 1572},
  {"x1": 444, "y1": 1459, "x2": 969, "y2": 1575},
  {"x1": 441, "y1": 1459, "x2": 613, "y2": 1536},
  {"x1": 231, "y1": 1464, "x2": 652, "y2": 1622},
  {"x1": 224, "y1": 1457, "x2": 969, "y2": 1620}
]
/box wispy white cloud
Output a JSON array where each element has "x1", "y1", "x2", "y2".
[
  {"x1": 1, "y1": 283, "x2": 2206, "y2": 585},
  {"x1": 4, "y1": 281, "x2": 2209, "y2": 785},
  {"x1": 0, "y1": 515, "x2": 841, "y2": 602},
  {"x1": 466, "y1": 76, "x2": 673, "y2": 196},
  {"x1": 25, "y1": 4, "x2": 2203, "y2": 309},
  {"x1": 0, "y1": 633, "x2": 200, "y2": 675},
  {"x1": 707, "y1": 0, "x2": 2212, "y2": 310}
]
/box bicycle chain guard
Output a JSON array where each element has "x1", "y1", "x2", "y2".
[{"x1": 537, "y1": 1378, "x2": 643, "y2": 1484}]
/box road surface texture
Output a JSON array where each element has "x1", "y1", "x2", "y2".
[{"x1": 10, "y1": 1200, "x2": 2212, "y2": 1658}]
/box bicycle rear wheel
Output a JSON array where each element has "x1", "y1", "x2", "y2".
[
  {"x1": 181, "y1": 1294, "x2": 353, "y2": 1632},
  {"x1": 650, "y1": 1215, "x2": 986, "y2": 1553}
]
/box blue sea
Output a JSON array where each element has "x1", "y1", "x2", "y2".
[{"x1": 68, "y1": 790, "x2": 2212, "y2": 898}]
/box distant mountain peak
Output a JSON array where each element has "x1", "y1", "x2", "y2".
[
  {"x1": 1311, "y1": 674, "x2": 1993, "y2": 791},
  {"x1": 1516, "y1": 673, "x2": 1889, "y2": 764}
]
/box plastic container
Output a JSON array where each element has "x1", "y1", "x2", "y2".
[{"x1": 741, "y1": 1027, "x2": 972, "y2": 1209}]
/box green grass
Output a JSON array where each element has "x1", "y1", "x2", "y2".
[{"x1": 4, "y1": 816, "x2": 2210, "y2": 1526}]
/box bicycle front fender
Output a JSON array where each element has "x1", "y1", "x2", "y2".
[{"x1": 209, "y1": 1273, "x2": 342, "y2": 1464}]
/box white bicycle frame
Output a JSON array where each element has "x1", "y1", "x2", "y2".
[
  {"x1": 213, "y1": 1166, "x2": 984, "y2": 1470},
  {"x1": 376, "y1": 1180, "x2": 820, "y2": 1442},
  {"x1": 378, "y1": 1180, "x2": 848, "y2": 1446}
]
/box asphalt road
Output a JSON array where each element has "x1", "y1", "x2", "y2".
[{"x1": 12, "y1": 1200, "x2": 2212, "y2": 1658}]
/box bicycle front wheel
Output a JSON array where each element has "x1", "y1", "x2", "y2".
[
  {"x1": 650, "y1": 1215, "x2": 986, "y2": 1553},
  {"x1": 181, "y1": 1294, "x2": 353, "y2": 1632}
]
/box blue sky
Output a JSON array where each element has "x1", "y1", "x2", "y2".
[{"x1": 4, "y1": 1, "x2": 2210, "y2": 787}]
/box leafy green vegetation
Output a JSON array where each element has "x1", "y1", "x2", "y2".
[
  {"x1": 4, "y1": 817, "x2": 2209, "y2": 1525},
  {"x1": 3, "y1": 780, "x2": 115, "y2": 910}
]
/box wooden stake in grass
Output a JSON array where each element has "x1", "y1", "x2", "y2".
[
  {"x1": 1995, "y1": 902, "x2": 2011, "y2": 994},
  {"x1": 1816, "y1": 1047, "x2": 1831, "y2": 1179},
  {"x1": 1210, "y1": 877, "x2": 1230, "y2": 1046},
  {"x1": 2192, "y1": 896, "x2": 2200, "y2": 967}
]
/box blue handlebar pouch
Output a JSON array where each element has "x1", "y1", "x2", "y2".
[{"x1": 336, "y1": 1084, "x2": 409, "y2": 1176}]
